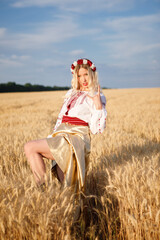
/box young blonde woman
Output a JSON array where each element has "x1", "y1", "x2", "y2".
[{"x1": 24, "y1": 58, "x2": 107, "y2": 191}]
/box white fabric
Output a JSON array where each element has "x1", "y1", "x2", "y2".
[{"x1": 52, "y1": 89, "x2": 107, "y2": 135}]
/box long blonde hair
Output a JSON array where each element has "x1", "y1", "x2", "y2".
[{"x1": 71, "y1": 64, "x2": 99, "y2": 96}]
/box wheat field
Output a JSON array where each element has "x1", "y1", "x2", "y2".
[{"x1": 0, "y1": 88, "x2": 160, "y2": 240}]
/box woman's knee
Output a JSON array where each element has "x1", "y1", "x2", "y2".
[
  {"x1": 24, "y1": 139, "x2": 54, "y2": 161},
  {"x1": 24, "y1": 141, "x2": 35, "y2": 157}
]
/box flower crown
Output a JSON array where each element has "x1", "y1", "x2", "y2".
[{"x1": 70, "y1": 58, "x2": 96, "y2": 74}]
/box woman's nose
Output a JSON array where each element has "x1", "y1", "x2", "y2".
[{"x1": 82, "y1": 75, "x2": 86, "y2": 81}]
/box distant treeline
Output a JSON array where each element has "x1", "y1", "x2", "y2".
[{"x1": 0, "y1": 82, "x2": 70, "y2": 93}]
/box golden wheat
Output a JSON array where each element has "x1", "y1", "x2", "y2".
[{"x1": 0, "y1": 88, "x2": 159, "y2": 239}]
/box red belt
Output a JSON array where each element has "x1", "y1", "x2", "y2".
[{"x1": 62, "y1": 115, "x2": 88, "y2": 126}]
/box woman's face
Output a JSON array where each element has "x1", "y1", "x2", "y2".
[{"x1": 77, "y1": 67, "x2": 89, "y2": 91}]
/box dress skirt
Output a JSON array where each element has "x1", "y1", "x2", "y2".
[{"x1": 46, "y1": 123, "x2": 91, "y2": 191}]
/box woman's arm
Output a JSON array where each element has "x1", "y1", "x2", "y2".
[
  {"x1": 88, "y1": 85, "x2": 102, "y2": 110},
  {"x1": 88, "y1": 88, "x2": 107, "y2": 134}
]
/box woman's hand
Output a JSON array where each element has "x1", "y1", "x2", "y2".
[{"x1": 88, "y1": 85, "x2": 102, "y2": 110}]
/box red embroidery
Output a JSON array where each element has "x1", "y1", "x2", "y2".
[
  {"x1": 65, "y1": 91, "x2": 86, "y2": 115},
  {"x1": 80, "y1": 94, "x2": 87, "y2": 104}
]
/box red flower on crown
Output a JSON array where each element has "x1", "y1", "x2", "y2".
[
  {"x1": 70, "y1": 58, "x2": 96, "y2": 74},
  {"x1": 71, "y1": 64, "x2": 75, "y2": 70},
  {"x1": 87, "y1": 60, "x2": 92, "y2": 67},
  {"x1": 77, "y1": 59, "x2": 83, "y2": 65}
]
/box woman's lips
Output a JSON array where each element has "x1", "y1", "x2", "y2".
[{"x1": 83, "y1": 82, "x2": 88, "y2": 86}]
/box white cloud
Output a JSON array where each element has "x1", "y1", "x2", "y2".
[
  {"x1": 99, "y1": 13, "x2": 160, "y2": 64},
  {"x1": 0, "y1": 15, "x2": 100, "y2": 51},
  {"x1": 0, "y1": 28, "x2": 6, "y2": 38},
  {"x1": 12, "y1": 0, "x2": 57, "y2": 7},
  {"x1": 11, "y1": 0, "x2": 134, "y2": 12},
  {"x1": 11, "y1": 54, "x2": 30, "y2": 60},
  {"x1": 104, "y1": 14, "x2": 160, "y2": 32},
  {"x1": 40, "y1": 58, "x2": 64, "y2": 67},
  {"x1": 0, "y1": 58, "x2": 23, "y2": 67},
  {"x1": 0, "y1": 55, "x2": 31, "y2": 67},
  {"x1": 0, "y1": 16, "x2": 78, "y2": 50},
  {"x1": 70, "y1": 50, "x2": 85, "y2": 56}
]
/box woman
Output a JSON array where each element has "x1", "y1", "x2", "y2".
[{"x1": 24, "y1": 58, "x2": 107, "y2": 191}]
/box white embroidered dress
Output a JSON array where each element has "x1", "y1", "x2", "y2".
[
  {"x1": 47, "y1": 89, "x2": 107, "y2": 190},
  {"x1": 52, "y1": 89, "x2": 107, "y2": 134}
]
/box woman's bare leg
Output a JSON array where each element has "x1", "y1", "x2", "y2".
[{"x1": 24, "y1": 139, "x2": 64, "y2": 185}]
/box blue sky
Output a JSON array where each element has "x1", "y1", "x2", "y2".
[{"x1": 0, "y1": 0, "x2": 160, "y2": 88}]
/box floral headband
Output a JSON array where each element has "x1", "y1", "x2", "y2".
[{"x1": 70, "y1": 58, "x2": 96, "y2": 74}]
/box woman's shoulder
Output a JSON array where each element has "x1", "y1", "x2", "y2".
[{"x1": 64, "y1": 88, "x2": 74, "y2": 98}]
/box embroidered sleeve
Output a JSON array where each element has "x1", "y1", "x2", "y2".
[
  {"x1": 47, "y1": 113, "x2": 63, "y2": 138},
  {"x1": 89, "y1": 94, "x2": 107, "y2": 134},
  {"x1": 52, "y1": 116, "x2": 62, "y2": 132},
  {"x1": 51, "y1": 89, "x2": 73, "y2": 133}
]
